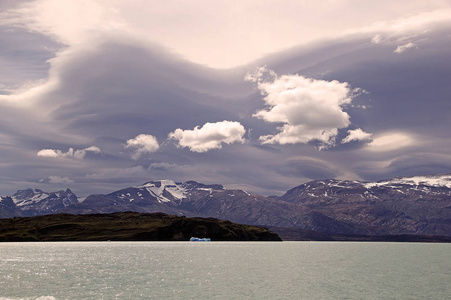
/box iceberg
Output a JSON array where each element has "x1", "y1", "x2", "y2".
[{"x1": 190, "y1": 237, "x2": 211, "y2": 242}]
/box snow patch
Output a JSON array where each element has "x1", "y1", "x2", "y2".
[
  {"x1": 197, "y1": 187, "x2": 213, "y2": 194},
  {"x1": 364, "y1": 175, "x2": 451, "y2": 189},
  {"x1": 12, "y1": 190, "x2": 49, "y2": 206},
  {"x1": 138, "y1": 180, "x2": 187, "y2": 203}
]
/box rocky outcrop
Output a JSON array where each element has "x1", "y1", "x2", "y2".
[{"x1": 0, "y1": 196, "x2": 22, "y2": 218}]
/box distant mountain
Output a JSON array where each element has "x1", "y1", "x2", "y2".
[
  {"x1": 1, "y1": 175, "x2": 450, "y2": 238},
  {"x1": 61, "y1": 180, "x2": 304, "y2": 229},
  {"x1": 11, "y1": 188, "x2": 78, "y2": 217},
  {"x1": 63, "y1": 180, "x2": 226, "y2": 215},
  {"x1": 278, "y1": 175, "x2": 451, "y2": 236}
]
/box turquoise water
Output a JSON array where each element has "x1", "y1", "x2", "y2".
[{"x1": 1, "y1": 242, "x2": 450, "y2": 299}]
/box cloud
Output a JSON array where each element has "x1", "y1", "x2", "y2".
[
  {"x1": 342, "y1": 128, "x2": 373, "y2": 144},
  {"x1": 125, "y1": 134, "x2": 159, "y2": 160},
  {"x1": 37, "y1": 149, "x2": 65, "y2": 158},
  {"x1": 348, "y1": 8, "x2": 451, "y2": 37},
  {"x1": 247, "y1": 67, "x2": 354, "y2": 149},
  {"x1": 276, "y1": 156, "x2": 340, "y2": 180},
  {"x1": 354, "y1": 152, "x2": 451, "y2": 181},
  {"x1": 394, "y1": 42, "x2": 417, "y2": 54},
  {"x1": 0, "y1": 0, "x2": 128, "y2": 46},
  {"x1": 4, "y1": 1, "x2": 449, "y2": 69},
  {"x1": 371, "y1": 35, "x2": 383, "y2": 44},
  {"x1": 0, "y1": 1, "x2": 451, "y2": 197},
  {"x1": 366, "y1": 132, "x2": 415, "y2": 152},
  {"x1": 168, "y1": 121, "x2": 246, "y2": 153},
  {"x1": 148, "y1": 162, "x2": 178, "y2": 171},
  {"x1": 86, "y1": 165, "x2": 147, "y2": 180},
  {"x1": 37, "y1": 146, "x2": 101, "y2": 159},
  {"x1": 74, "y1": 146, "x2": 102, "y2": 159},
  {"x1": 387, "y1": 153, "x2": 451, "y2": 175},
  {"x1": 39, "y1": 175, "x2": 74, "y2": 184}
]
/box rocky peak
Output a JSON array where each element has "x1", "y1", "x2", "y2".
[
  {"x1": 9, "y1": 187, "x2": 78, "y2": 216},
  {"x1": 182, "y1": 181, "x2": 224, "y2": 191},
  {"x1": 12, "y1": 188, "x2": 49, "y2": 206}
]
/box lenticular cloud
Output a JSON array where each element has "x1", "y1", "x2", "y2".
[
  {"x1": 246, "y1": 67, "x2": 356, "y2": 149},
  {"x1": 168, "y1": 121, "x2": 246, "y2": 153}
]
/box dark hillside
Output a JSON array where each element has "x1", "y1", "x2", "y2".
[{"x1": 0, "y1": 212, "x2": 281, "y2": 242}]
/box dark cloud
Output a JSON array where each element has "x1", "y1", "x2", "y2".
[
  {"x1": 387, "y1": 153, "x2": 451, "y2": 176},
  {"x1": 36, "y1": 40, "x2": 247, "y2": 142},
  {"x1": 0, "y1": 26, "x2": 59, "y2": 94},
  {"x1": 276, "y1": 157, "x2": 340, "y2": 180}
]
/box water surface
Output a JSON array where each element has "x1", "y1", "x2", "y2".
[{"x1": 1, "y1": 242, "x2": 449, "y2": 299}]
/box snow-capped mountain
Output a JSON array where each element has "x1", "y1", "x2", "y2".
[
  {"x1": 279, "y1": 175, "x2": 451, "y2": 236},
  {"x1": 63, "y1": 180, "x2": 227, "y2": 215},
  {"x1": 282, "y1": 175, "x2": 451, "y2": 204},
  {"x1": 11, "y1": 188, "x2": 78, "y2": 216},
  {"x1": 108, "y1": 180, "x2": 222, "y2": 205},
  {"x1": 62, "y1": 179, "x2": 300, "y2": 230},
  {"x1": 1, "y1": 175, "x2": 450, "y2": 237},
  {"x1": 65, "y1": 180, "x2": 237, "y2": 215},
  {"x1": 364, "y1": 174, "x2": 451, "y2": 188}
]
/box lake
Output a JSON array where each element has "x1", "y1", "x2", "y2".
[{"x1": 1, "y1": 242, "x2": 450, "y2": 299}]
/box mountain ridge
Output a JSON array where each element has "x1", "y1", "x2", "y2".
[{"x1": 1, "y1": 174, "x2": 450, "y2": 238}]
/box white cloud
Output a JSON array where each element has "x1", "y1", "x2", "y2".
[
  {"x1": 74, "y1": 146, "x2": 102, "y2": 159},
  {"x1": 367, "y1": 132, "x2": 415, "y2": 152},
  {"x1": 37, "y1": 149, "x2": 65, "y2": 158},
  {"x1": 0, "y1": 0, "x2": 127, "y2": 46},
  {"x1": 37, "y1": 146, "x2": 101, "y2": 159},
  {"x1": 371, "y1": 34, "x2": 383, "y2": 44},
  {"x1": 168, "y1": 121, "x2": 246, "y2": 153},
  {"x1": 3, "y1": 1, "x2": 449, "y2": 69},
  {"x1": 49, "y1": 175, "x2": 74, "y2": 184},
  {"x1": 341, "y1": 128, "x2": 373, "y2": 144},
  {"x1": 39, "y1": 175, "x2": 74, "y2": 184},
  {"x1": 393, "y1": 42, "x2": 417, "y2": 54},
  {"x1": 125, "y1": 134, "x2": 159, "y2": 159},
  {"x1": 247, "y1": 67, "x2": 353, "y2": 149},
  {"x1": 348, "y1": 8, "x2": 451, "y2": 37}
]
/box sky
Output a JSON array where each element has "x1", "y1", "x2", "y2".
[{"x1": 1, "y1": 0, "x2": 451, "y2": 197}]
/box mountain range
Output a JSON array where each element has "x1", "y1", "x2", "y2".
[{"x1": 1, "y1": 175, "x2": 450, "y2": 238}]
